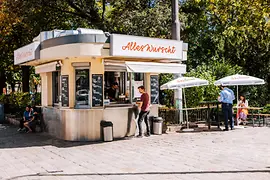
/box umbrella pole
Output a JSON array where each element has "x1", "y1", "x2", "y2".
[{"x1": 183, "y1": 88, "x2": 189, "y2": 129}]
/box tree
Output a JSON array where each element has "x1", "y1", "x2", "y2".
[
  {"x1": 0, "y1": 0, "x2": 21, "y2": 93},
  {"x1": 1, "y1": 0, "x2": 269, "y2": 106},
  {"x1": 0, "y1": 0, "x2": 89, "y2": 93},
  {"x1": 107, "y1": 0, "x2": 173, "y2": 38},
  {"x1": 181, "y1": 0, "x2": 270, "y2": 105}
]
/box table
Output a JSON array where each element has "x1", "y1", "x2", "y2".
[{"x1": 199, "y1": 101, "x2": 221, "y2": 129}]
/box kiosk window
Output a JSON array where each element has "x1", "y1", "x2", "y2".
[
  {"x1": 104, "y1": 71, "x2": 144, "y2": 104},
  {"x1": 75, "y1": 69, "x2": 90, "y2": 108},
  {"x1": 52, "y1": 71, "x2": 60, "y2": 104},
  {"x1": 104, "y1": 71, "x2": 128, "y2": 104},
  {"x1": 129, "y1": 73, "x2": 144, "y2": 102}
]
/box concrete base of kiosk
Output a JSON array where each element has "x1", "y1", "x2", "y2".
[{"x1": 41, "y1": 105, "x2": 158, "y2": 141}]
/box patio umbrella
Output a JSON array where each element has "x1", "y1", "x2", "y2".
[
  {"x1": 161, "y1": 77, "x2": 209, "y2": 131},
  {"x1": 214, "y1": 74, "x2": 265, "y2": 124}
]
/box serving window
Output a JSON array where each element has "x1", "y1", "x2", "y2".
[{"x1": 104, "y1": 70, "x2": 144, "y2": 105}]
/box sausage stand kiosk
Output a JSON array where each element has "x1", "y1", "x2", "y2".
[{"x1": 14, "y1": 29, "x2": 188, "y2": 141}]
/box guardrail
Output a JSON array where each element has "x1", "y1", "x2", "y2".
[
  {"x1": 159, "y1": 106, "x2": 223, "y2": 127},
  {"x1": 159, "y1": 106, "x2": 270, "y2": 127}
]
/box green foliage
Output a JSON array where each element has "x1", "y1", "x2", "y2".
[
  {"x1": 0, "y1": 0, "x2": 90, "y2": 93},
  {"x1": 185, "y1": 60, "x2": 242, "y2": 107},
  {"x1": 1, "y1": 0, "x2": 269, "y2": 109},
  {"x1": 34, "y1": 92, "x2": 41, "y2": 106},
  {"x1": 105, "y1": 0, "x2": 174, "y2": 38},
  {"x1": 182, "y1": 0, "x2": 270, "y2": 104},
  {"x1": 0, "y1": 92, "x2": 41, "y2": 116},
  {"x1": 159, "y1": 60, "x2": 243, "y2": 107},
  {"x1": 240, "y1": 85, "x2": 269, "y2": 107},
  {"x1": 159, "y1": 74, "x2": 174, "y2": 107},
  {"x1": 8, "y1": 93, "x2": 31, "y2": 109},
  {"x1": 0, "y1": 94, "x2": 7, "y2": 104},
  {"x1": 262, "y1": 104, "x2": 270, "y2": 114}
]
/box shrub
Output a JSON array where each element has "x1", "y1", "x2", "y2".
[
  {"x1": 159, "y1": 60, "x2": 243, "y2": 108},
  {"x1": 262, "y1": 104, "x2": 270, "y2": 114},
  {"x1": 1, "y1": 92, "x2": 41, "y2": 117}
]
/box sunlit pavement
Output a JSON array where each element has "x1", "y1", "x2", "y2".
[{"x1": 0, "y1": 124, "x2": 270, "y2": 180}]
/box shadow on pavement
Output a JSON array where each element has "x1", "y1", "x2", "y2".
[
  {"x1": 176, "y1": 126, "x2": 224, "y2": 133},
  {"x1": 6, "y1": 169, "x2": 270, "y2": 179},
  {"x1": 0, "y1": 124, "x2": 107, "y2": 149}
]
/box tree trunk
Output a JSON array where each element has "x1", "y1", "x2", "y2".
[
  {"x1": 11, "y1": 83, "x2": 15, "y2": 93},
  {"x1": 0, "y1": 70, "x2": 6, "y2": 94},
  {"x1": 35, "y1": 84, "x2": 38, "y2": 92},
  {"x1": 22, "y1": 66, "x2": 30, "y2": 92}
]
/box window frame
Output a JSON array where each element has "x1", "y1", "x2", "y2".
[
  {"x1": 104, "y1": 70, "x2": 145, "y2": 104},
  {"x1": 74, "y1": 66, "x2": 91, "y2": 109},
  {"x1": 52, "y1": 71, "x2": 60, "y2": 106}
]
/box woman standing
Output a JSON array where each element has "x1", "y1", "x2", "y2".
[{"x1": 237, "y1": 95, "x2": 249, "y2": 125}]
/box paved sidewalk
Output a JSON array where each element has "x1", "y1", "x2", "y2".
[{"x1": 0, "y1": 124, "x2": 269, "y2": 180}]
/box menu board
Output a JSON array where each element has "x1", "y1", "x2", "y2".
[
  {"x1": 92, "y1": 74, "x2": 103, "y2": 107},
  {"x1": 61, "y1": 75, "x2": 69, "y2": 107},
  {"x1": 150, "y1": 75, "x2": 159, "y2": 104}
]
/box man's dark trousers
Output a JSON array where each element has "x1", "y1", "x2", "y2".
[
  {"x1": 138, "y1": 111, "x2": 150, "y2": 136},
  {"x1": 222, "y1": 103, "x2": 233, "y2": 130},
  {"x1": 20, "y1": 119, "x2": 26, "y2": 129}
]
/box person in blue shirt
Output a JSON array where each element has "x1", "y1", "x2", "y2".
[
  {"x1": 24, "y1": 107, "x2": 37, "y2": 133},
  {"x1": 218, "y1": 85, "x2": 235, "y2": 131},
  {"x1": 18, "y1": 105, "x2": 33, "y2": 132}
]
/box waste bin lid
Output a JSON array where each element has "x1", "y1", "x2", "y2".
[
  {"x1": 100, "y1": 120, "x2": 113, "y2": 127},
  {"x1": 153, "y1": 117, "x2": 163, "y2": 122}
]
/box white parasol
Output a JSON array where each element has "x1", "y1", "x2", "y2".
[
  {"x1": 161, "y1": 77, "x2": 209, "y2": 131},
  {"x1": 214, "y1": 74, "x2": 265, "y2": 125},
  {"x1": 214, "y1": 74, "x2": 265, "y2": 86}
]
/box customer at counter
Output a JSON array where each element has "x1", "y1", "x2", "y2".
[
  {"x1": 107, "y1": 82, "x2": 119, "y2": 102},
  {"x1": 136, "y1": 86, "x2": 151, "y2": 138}
]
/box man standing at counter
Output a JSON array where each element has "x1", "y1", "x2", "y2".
[
  {"x1": 136, "y1": 86, "x2": 151, "y2": 138},
  {"x1": 107, "y1": 82, "x2": 119, "y2": 101}
]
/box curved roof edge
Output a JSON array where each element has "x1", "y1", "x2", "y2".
[{"x1": 41, "y1": 34, "x2": 110, "y2": 50}]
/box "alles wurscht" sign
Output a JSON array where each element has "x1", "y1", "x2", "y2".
[
  {"x1": 122, "y1": 42, "x2": 177, "y2": 54},
  {"x1": 110, "y1": 34, "x2": 183, "y2": 60}
]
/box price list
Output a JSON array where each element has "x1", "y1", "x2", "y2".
[
  {"x1": 61, "y1": 75, "x2": 69, "y2": 107},
  {"x1": 92, "y1": 74, "x2": 103, "y2": 107},
  {"x1": 150, "y1": 75, "x2": 159, "y2": 104}
]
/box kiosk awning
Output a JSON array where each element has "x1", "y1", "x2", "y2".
[
  {"x1": 35, "y1": 61, "x2": 58, "y2": 74},
  {"x1": 104, "y1": 60, "x2": 186, "y2": 74},
  {"x1": 125, "y1": 62, "x2": 186, "y2": 74}
]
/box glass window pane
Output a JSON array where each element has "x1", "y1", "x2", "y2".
[
  {"x1": 104, "y1": 71, "x2": 129, "y2": 104},
  {"x1": 52, "y1": 71, "x2": 60, "y2": 104},
  {"x1": 132, "y1": 73, "x2": 144, "y2": 101},
  {"x1": 75, "y1": 69, "x2": 90, "y2": 107}
]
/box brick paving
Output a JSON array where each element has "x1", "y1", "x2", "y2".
[{"x1": 0, "y1": 124, "x2": 270, "y2": 180}]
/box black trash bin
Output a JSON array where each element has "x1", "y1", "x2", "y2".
[
  {"x1": 153, "y1": 117, "x2": 163, "y2": 135},
  {"x1": 0, "y1": 103, "x2": 4, "y2": 124},
  {"x1": 100, "y1": 121, "x2": 113, "y2": 142}
]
